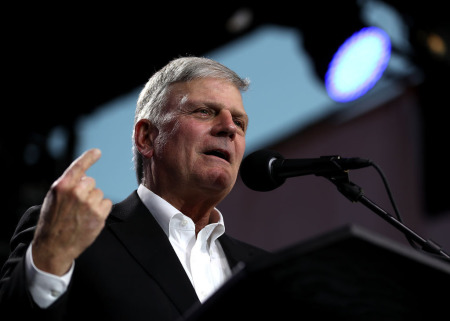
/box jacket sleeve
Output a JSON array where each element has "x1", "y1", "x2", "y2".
[{"x1": 0, "y1": 205, "x2": 69, "y2": 320}]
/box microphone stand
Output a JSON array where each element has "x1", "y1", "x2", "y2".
[{"x1": 322, "y1": 170, "x2": 450, "y2": 262}]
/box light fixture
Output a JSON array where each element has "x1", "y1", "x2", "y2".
[{"x1": 325, "y1": 26, "x2": 392, "y2": 103}]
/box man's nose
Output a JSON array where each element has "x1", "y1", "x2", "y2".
[{"x1": 212, "y1": 110, "x2": 237, "y2": 139}]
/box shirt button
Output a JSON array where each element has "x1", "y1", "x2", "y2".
[
  {"x1": 181, "y1": 220, "x2": 188, "y2": 227},
  {"x1": 50, "y1": 289, "x2": 61, "y2": 297}
]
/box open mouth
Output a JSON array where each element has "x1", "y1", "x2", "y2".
[{"x1": 204, "y1": 149, "x2": 230, "y2": 162}]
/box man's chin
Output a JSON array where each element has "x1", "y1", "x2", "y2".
[{"x1": 198, "y1": 171, "x2": 236, "y2": 193}]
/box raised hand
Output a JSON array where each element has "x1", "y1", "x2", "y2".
[{"x1": 31, "y1": 148, "x2": 113, "y2": 276}]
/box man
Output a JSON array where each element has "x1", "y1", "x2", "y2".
[{"x1": 0, "y1": 57, "x2": 268, "y2": 320}]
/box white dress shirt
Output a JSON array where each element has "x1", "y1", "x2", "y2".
[
  {"x1": 137, "y1": 184, "x2": 231, "y2": 302},
  {"x1": 25, "y1": 184, "x2": 231, "y2": 307}
]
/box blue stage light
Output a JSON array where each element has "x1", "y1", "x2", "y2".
[{"x1": 325, "y1": 26, "x2": 391, "y2": 103}]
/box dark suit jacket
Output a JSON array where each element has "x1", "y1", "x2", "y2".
[{"x1": 0, "y1": 191, "x2": 268, "y2": 320}]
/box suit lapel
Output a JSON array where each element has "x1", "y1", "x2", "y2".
[
  {"x1": 219, "y1": 234, "x2": 268, "y2": 270},
  {"x1": 107, "y1": 191, "x2": 199, "y2": 314}
]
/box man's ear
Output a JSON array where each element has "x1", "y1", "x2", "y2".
[{"x1": 134, "y1": 119, "x2": 158, "y2": 159}]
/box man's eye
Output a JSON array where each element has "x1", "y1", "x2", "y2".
[
  {"x1": 196, "y1": 108, "x2": 212, "y2": 116},
  {"x1": 234, "y1": 119, "x2": 246, "y2": 130},
  {"x1": 234, "y1": 119, "x2": 242, "y2": 127}
]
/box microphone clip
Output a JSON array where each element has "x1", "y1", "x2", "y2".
[{"x1": 322, "y1": 169, "x2": 364, "y2": 203}]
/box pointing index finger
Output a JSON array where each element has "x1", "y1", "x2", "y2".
[{"x1": 65, "y1": 148, "x2": 102, "y2": 182}]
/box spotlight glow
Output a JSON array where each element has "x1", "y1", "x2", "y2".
[{"x1": 325, "y1": 26, "x2": 391, "y2": 103}]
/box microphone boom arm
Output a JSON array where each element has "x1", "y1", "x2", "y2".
[{"x1": 324, "y1": 170, "x2": 450, "y2": 262}]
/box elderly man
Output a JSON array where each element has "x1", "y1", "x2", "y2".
[{"x1": 0, "y1": 57, "x2": 267, "y2": 320}]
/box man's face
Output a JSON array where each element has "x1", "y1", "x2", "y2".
[{"x1": 150, "y1": 77, "x2": 248, "y2": 202}]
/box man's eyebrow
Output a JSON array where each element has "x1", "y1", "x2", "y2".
[
  {"x1": 181, "y1": 97, "x2": 248, "y2": 120},
  {"x1": 235, "y1": 111, "x2": 249, "y2": 121}
]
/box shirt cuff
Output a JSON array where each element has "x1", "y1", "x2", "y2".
[{"x1": 25, "y1": 244, "x2": 74, "y2": 308}]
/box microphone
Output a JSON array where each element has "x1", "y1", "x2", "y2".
[{"x1": 239, "y1": 149, "x2": 372, "y2": 191}]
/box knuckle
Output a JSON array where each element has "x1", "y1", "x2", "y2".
[
  {"x1": 72, "y1": 184, "x2": 87, "y2": 199},
  {"x1": 50, "y1": 179, "x2": 71, "y2": 196},
  {"x1": 92, "y1": 188, "x2": 103, "y2": 199},
  {"x1": 81, "y1": 176, "x2": 95, "y2": 185},
  {"x1": 104, "y1": 198, "x2": 113, "y2": 208},
  {"x1": 101, "y1": 199, "x2": 113, "y2": 214}
]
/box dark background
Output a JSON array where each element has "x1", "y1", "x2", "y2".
[{"x1": 2, "y1": 2, "x2": 450, "y2": 263}]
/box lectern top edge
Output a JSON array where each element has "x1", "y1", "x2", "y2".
[{"x1": 272, "y1": 224, "x2": 450, "y2": 274}]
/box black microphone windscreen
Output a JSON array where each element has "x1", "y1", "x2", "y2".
[{"x1": 239, "y1": 150, "x2": 286, "y2": 191}]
